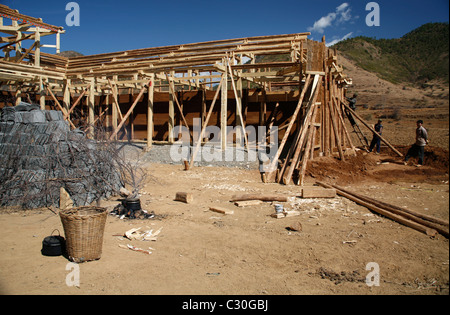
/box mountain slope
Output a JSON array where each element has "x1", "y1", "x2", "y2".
[{"x1": 333, "y1": 23, "x2": 449, "y2": 85}]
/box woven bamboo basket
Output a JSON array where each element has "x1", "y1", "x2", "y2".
[{"x1": 59, "y1": 207, "x2": 107, "y2": 263}]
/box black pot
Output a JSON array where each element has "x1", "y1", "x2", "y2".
[
  {"x1": 41, "y1": 230, "x2": 65, "y2": 257},
  {"x1": 123, "y1": 198, "x2": 142, "y2": 211}
]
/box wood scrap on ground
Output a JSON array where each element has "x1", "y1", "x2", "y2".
[
  {"x1": 234, "y1": 200, "x2": 263, "y2": 207},
  {"x1": 271, "y1": 210, "x2": 300, "y2": 219},
  {"x1": 209, "y1": 207, "x2": 234, "y2": 215},
  {"x1": 123, "y1": 227, "x2": 163, "y2": 241},
  {"x1": 175, "y1": 192, "x2": 193, "y2": 204},
  {"x1": 119, "y1": 244, "x2": 152, "y2": 255},
  {"x1": 230, "y1": 194, "x2": 288, "y2": 202}
]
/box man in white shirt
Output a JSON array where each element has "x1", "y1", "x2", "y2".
[{"x1": 404, "y1": 120, "x2": 429, "y2": 166}]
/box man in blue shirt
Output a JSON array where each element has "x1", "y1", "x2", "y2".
[{"x1": 369, "y1": 119, "x2": 383, "y2": 154}]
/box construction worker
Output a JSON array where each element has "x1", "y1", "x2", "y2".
[
  {"x1": 369, "y1": 119, "x2": 383, "y2": 154},
  {"x1": 404, "y1": 120, "x2": 429, "y2": 167},
  {"x1": 345, "y1": 93, "x2": 358, "y2": 126},
  {"x1": 346, "y1": 93, "x2": 358, "y2": 111}
]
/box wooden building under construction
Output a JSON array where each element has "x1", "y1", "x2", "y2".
[{"x1": 2, "y1": 4, "x2": 388, "y2": 186}]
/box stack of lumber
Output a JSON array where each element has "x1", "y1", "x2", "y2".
[{"x1": 317, "y1": 181, "x2": 449, "y2": 238}]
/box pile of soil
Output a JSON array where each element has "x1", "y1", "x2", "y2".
[{"x1": 307, "y1": 146, "x2": 449, "y2": 185}]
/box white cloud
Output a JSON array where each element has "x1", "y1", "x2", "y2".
[
  {"x1": 336, "y1": 3, "x2": 349, "y2": 12},
  {"x1": 326, "y1": 32, "x2": 353, "y2": 47},
  {"x1": 308, "y1": 13, "x2": 337, "y2": 34},
  {"x1": 308, "y1": 2, "x2": 353, "y2": 34}
]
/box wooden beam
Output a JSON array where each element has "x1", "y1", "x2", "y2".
[
  {"x1": 341, "y1": 100, "x2": 403, "y2": 157},
  {"x1": 227, "y1": 57, "x2": 248, "y2": 149},
  {"x1": 165, "y1": 72, "x2": 192, "y2": 142},
  {"x1": 221, "y1": 59, "x2": 228, "y2": 150},
  {"x1": 109, "y1": 80, "x2": 151, "y2": 141},
  {"x1": 45, "y1": 86, "x2": 76, "y2": 129},
  {"x1": 297, "y1": 104, "x2": 319, "y2": 186},
  {"x1": 327, "y1": 92, "x2": 345, "y2": 161},
  {"x1": 265, "y1": 74, "x2": 314, "y2": 182},
  {"x1": 189, "y1": 75, "x2": 224, "y2": 170},
  {"x1": 15, "y1": 41, "x2": 36, "y2": 63},
  {"x1": 88, "y1": 79, "x2": 95, "y2": 138},
  {"x1": 282, "y1": 87, "x2": 320, "y2": 185},
  {"x1": 107, "y1": 78, "x2": 129, "y2": 139},
  {"x1": 316, "y1": 181, "x2": 441, "y2": 238},
  {"x1": 63, "y1": 86, "x2": 88, "y2": 120},
  {"x1": 146, "y1": 74, "x2": 155, "y2": 150}
]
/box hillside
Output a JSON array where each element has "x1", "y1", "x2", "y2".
[{"x1": 333, "y1": 23, "x2": 449, "y2": 86}]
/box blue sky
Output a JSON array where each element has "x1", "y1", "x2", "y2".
[{"x1": 1, "y1": 0, "x2": 449, "y2": 55}]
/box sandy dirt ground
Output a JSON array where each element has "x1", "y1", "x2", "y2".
[
  {"x1": 1, "y1": 56, "x2": 448, "y2": 295},
  {"x1": 0, "y1": 146, "x2": 448, "y2": 295}
]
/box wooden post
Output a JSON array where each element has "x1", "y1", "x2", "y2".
[
  {"x1": 146, "y1": 74, "x2": 155, "y2": 151},
  {"x1": 259, "y1": 90, "x2": 266, "y2": 126},
  {"x1": 63, "y1": 79, "x2": 71, "y2": 115},
  {"x1": 165, "y1": 72, "x2": 192, "y2": 140},
  {"x1": 63, "y1": 86, "x2": 88, "y2": 120},
  {"x1": 327, "y1": 92, "x2": 345, "y2": 161},
  {"x1": 168, "y1": 71, "x2": 175, "y2": 144},
  {"x1": 39, "y1": 78, "x2": 45, "y2": 110},
  {"x1": 111, "y1": 76, "x2": 118, "y2": 139},
  {"x1": 227, "y1": 58, "x2": 248, "y2": 149},
  {"x1": 221, "y1": 59, "x2": 228, "y2": 150},
  {"x1": 46, "y1": 86, "x2": 76, "y2": 129},
  {"x1": 88, "y1": 79, "x2": 95, "y2": 139},
  {"x1": 189, "y1": 75, "x2": 225, "y2": 169},
  {"x1": 109, "y1": 81, "x2": 151, "y2": 141},
  {"x1": 201, "y1": 88, "x2": 206, "y2": 127},
  {"x1": 34, "y1": 29, "x2": 40, "y2": 67},
  {"x1": 56, "y1": 31, "x2": 61, "y2": 54}
]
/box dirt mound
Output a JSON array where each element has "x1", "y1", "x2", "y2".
[
  {"x1": 307, "y1": 150, "x2": 379, "y2": 184},
  {"x1": 307, "y1": 146, "x2": 449, "y2": 185},
  {"x1": 395, "y1": 145, "x2": 450, "y2": 170}
]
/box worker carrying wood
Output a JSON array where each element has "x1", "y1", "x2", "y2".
[
  {"x1": 369, "y1": 119, "x2": 383, "y2": 154},
  {"x1": 404, "y1": 120, "x2": 429, "y2": 167}
]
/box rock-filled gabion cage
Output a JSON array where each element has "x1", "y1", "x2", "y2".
[{"x1": 0, "y1": 103, "x2": 123, "y2": 209}]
